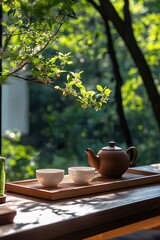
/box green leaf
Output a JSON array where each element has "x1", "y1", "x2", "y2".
[
  {"x1": 96, "y1": 85, "x2": 103, "y2": 92},
  {"x1": 104, "y1": 88, "x2": 111, "y2": 95}
]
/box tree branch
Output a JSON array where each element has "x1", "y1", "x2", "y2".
[
  {"x1": 9, "y1": 61, "x2": 28, "y2": 75},
  {"x1": 1, "y1": 33, "x2": 12, "y2": 54},
  {"x1": 9, "y1": 74, "x2": 36, "y2": 82},
  {"x1": 91, "y1": 0, "x2": 160, "y2": 130},
  {"x1": 7, "y1": 14, "x2": 65, "y2": 77},
  {"x1": 98, "y1": 0, "x2": 125, "y2": 36},
  {"x1": 33, "y1": 15, "x2": 66, "y2": 57},
  {"x1": 105, "y1": 17, "x2": 133, "y2": 146},
  {"x1": 87, "y1": 0, "x2": 101, "y2": 11},
  {"x1": 123, "y1": 0, "x2": 132, "y2": 30}
]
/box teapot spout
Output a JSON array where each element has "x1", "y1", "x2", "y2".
[{"x1": 85, "y1": 148, "x2": 100, "y2": 170}]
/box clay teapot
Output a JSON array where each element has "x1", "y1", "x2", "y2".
[{"x1": 85, "y1": 141, "x2": 137, "y2": 178}]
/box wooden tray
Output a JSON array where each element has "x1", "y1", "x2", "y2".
[
  {"x1": 5, "y1": 168, "x2": 160, "y2": 201},
  {"x1": 0, "y1": 207, "x2": 16, "y2": 225}
]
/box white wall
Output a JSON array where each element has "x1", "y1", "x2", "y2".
[{"x1": 2, "y1": 78, "x2": 29, "y2": 134}]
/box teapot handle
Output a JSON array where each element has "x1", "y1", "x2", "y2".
[{"x1": 126, "y1": 146, "x2": 137, "y2": 167}]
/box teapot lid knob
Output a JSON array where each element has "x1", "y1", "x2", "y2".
[
  {"x1": 102, "y1": 141, "x2": 122, "y2": 151},
  {"x1": 109, "y1": 141, "x2": 116, "y2": 148}
]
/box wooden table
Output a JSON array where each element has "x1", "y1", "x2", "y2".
[{"x1": 0, "y1": 164, "x2": 160, "y2": 240}]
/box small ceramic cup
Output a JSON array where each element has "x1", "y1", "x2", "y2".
[
  {"x1": 36, "y1": 169, "x2": 64, "y2": 188},
  {"x1": 68, "y1": 166, "x2": 95, "y2": 184}
]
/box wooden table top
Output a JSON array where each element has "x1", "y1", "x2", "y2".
[{"x1": 0, "y1": 164, "x2": 160, "y2": 240}]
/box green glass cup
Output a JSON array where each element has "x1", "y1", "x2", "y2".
[{"x1": 0, "y1": 157, "x2": 5, "y2": 197}]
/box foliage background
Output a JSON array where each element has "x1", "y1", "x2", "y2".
[{"x1": 2, "y1": 0, "x2": 160, "y2": 181}]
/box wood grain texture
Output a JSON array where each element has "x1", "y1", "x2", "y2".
[
  {"x1": 5, "y1": 169, "x2": 160, "y2": 200},
  {"x1": 0, "y1": 164, "x2": 160, "y2": 240},
  {"x1": 0, "y1": 184, "x2": 160, "y2": 240}
]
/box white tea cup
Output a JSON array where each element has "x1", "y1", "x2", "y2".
[
  {"x1": 68, "y1": 166, "x2": 95, "y2": 184},
  {"x1": 36, "y1": 169, "x2": 64, "y2": 188}
]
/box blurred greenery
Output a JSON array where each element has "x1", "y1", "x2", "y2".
[
  {"x1": 2, "y1": 131, "x2": 39, "y2": 181},
  {"x1": 2, "y1": 0, "x2": 160, "y2": 181}
]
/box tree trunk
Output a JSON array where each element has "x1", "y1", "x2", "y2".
[
  {"x1": 100, "y1": 0, "x2": 160, "y2": 130},
  {"x1": 88, "y1": 0, "x2": 160, "y2": 131},
  {"x1": 104, "y1": 17, "x2": 133, "y2": 146}
]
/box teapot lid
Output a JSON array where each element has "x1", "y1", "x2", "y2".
[{"x1": 102, "y1": 141, "x2": 122, "y2": 151}]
